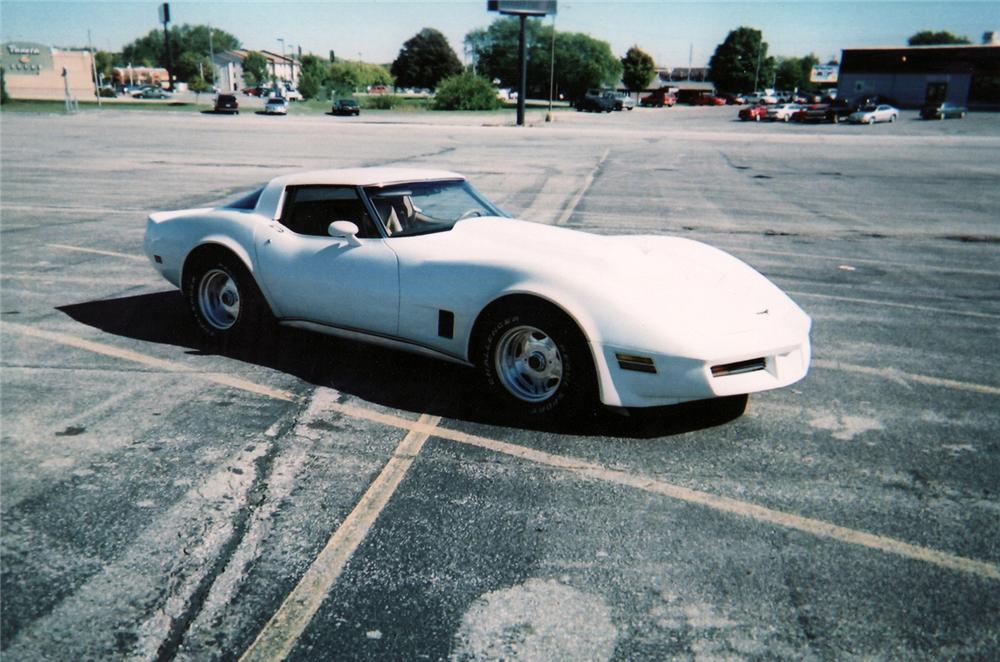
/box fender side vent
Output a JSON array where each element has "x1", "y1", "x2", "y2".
[
  {"x1": 616, "y1": 353, "x2": 657, "y2": 373},
  {"x1": 711, "y1": 357, "x2": 766, "y2": 377},
  {"x1": 438, "y1": 310, "x2": 454, "y2": 339}
]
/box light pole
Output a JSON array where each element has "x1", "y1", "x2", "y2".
[
  {"x1": 277, "y1": 37, "x2": 285, "y2": 83},
  {"x1": 487, "y1": 1, "x2": 557, "y2": 127}
]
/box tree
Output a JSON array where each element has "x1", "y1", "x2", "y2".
[
  {"x1": 908, "y1": 30, "x2": 971, "y2": 46},
  {"x1": 242, "y1": 51, "x2": 268, "y2": 86},
  {"x1": 466, "y1": 18, "x2": 621, "y2": 99},
  {"x1": 774, "y1": 54, "x2": 819, "y2": 91},
  {"x1": 297, "y1": 54, "x2": 328, "y2": 99},
  {"x1": 707, "y1": 26, "x2": 775, "y2": 93},
  {"x1": 122, "y1": 24, "x2": 240, "y2": 70},
  {"x1": 329, "y1": 60, "x2": 393, "y2": 95},
  {"x1": 391, "y1": 28, "x2": 463, "y2": 89},
  {"x1": 94, "y1": 50, "x2": 115, "y2": 84},
  {"x1": 432, "y1": 72, "x2": 502, "y2": 110},
  {"x1": 621, "y1": 46, "x2": 656, "y2": 93}
]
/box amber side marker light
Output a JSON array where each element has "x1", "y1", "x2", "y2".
[{"x1": 616, "y1": 353, "x2": 657, "y2": 373}]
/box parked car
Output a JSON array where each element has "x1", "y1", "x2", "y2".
[
  {"x1": 690, "y1": 94, "x2": 726, "y2": 106},
  {"x1": 282, "y1": 87, "x2": 303, "y2": 101},
  {"x1": 143, "y1": 167, "x2": 811, "y2": 419},
  {"x1": 920, "y1": 102, "x2": 967, "y2": 120},
  {"x1": 639, "y1": 89, "x2": 676, "y2": 107},
  {"x1": 824, "y1": 98, "x2": 864, "y2": 123},
  {"x1": 611, "y1": 91, "x2": 636, "y2": 111},
  {"x1": 791, "y1": 104, "x2": 830, "y2": 123},
  {"x1": 368, "y1": 85, "x2": 388, "y2": 94},
  {"x1": 765, "y1": 103, "x2": 802, "y2": 122},
  {"x1": 241, "y1": 86, "x2": 262, "y2": 96},
  {"x1": 575, "y1": 94, "x2": 615, "y2": 112},
  {"x1": 331, "y1": 99, "x2": 361, "y2": 116},
  {"x1": 263, "y1": 97, "x2": 288, "y2": 115},
  {"x1": 719, "y1": 93, "x2": 745, "y2": 105},
  {"x1": 132, "y1": 87, "x2": 170, "y2": 99},
  {"x1": 849, "y1": 104, "x2": 899, "y2": 124},
  {"x1": 738, "y1": 104, "x2": 769, "y2": 122},
  {"x1": 213, "y1": 94, "x2": 239, "y2": 114},
  {"x1": 745, "y1": 91, "x2": 778, "y2": 105}
]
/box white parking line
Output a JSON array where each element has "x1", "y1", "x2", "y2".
[
  {"x1": 239, "y1": 413, "x2": 441, "y2": 662},
  {"x1": 5, "y1": 320, "x2": 997, "y2": 584}
]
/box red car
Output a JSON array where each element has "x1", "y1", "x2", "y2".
[
  {"x1": 639, "y1": 89, "x2": 676, "y2": 107},
  {"x1": 739, "y1": 105, "x2": 768, "y2": 121},
  {"x1": 691, "y1": 94, "x2": 726, "y2": 106}
]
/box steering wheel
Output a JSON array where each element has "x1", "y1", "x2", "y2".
[{"x1": 457, "y1": 209, "x2": 483, "y2": 221}]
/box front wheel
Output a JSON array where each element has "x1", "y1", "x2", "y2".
[
  {"x1": 185, "y1": 254, "x2": 272, "y2": 349},
  {"x1": 478, "y1": 305, "x2": 595, "y2": 419}
]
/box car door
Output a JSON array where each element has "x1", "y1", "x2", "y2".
[{"x1": 254, "y1": 185, "x2": 399, "y2": 336}]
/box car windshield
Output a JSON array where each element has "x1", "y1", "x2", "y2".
[{"x1": 364, "y1": 179, "x2": 507, "y2": 237}]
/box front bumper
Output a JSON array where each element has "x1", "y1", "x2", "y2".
[{"x1": 592, "y1": 328, "x2": 811, "y2": 408}]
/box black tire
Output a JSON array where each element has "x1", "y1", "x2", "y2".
[
  {"x1": 184, "y1": 253, "x2": 273, "y2": 350},
  {"x1": 478, "y1": 303, "x2": 595, "y2": 419}
]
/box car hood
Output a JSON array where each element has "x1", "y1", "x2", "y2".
[{"x1": 399, "y1": 218, "x2": 808, "y2": 353}]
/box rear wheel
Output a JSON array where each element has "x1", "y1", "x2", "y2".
[{"x1": 478, "y1": 303, "x2": 595, "y2": 419}]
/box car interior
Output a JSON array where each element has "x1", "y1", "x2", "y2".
[{"x1": 280, "y1": 186, "x2": 380, "y2": 238}]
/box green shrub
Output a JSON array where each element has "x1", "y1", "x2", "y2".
[
  {"x1": 362, "y1": 94, "x2": 399, "y2": 109},
  {"x1": 432, "y1": 73, "x2": 502, "y2": 111}
]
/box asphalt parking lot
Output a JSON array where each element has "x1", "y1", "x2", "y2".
[{"x1": 2, "y1": 105, "x2": 998, "y2": 660}]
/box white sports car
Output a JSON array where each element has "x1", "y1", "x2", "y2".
[{"x1": 144, "y1": 168, "x2": 811, "y2": 417}]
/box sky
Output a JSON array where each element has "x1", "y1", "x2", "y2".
[{"x1": 2, "y1": 1, "x2": 997, "y2": 67}]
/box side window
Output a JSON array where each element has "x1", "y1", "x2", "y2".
[{"x1": 280, "y1": 186, "x2": 379, "y2": 238}]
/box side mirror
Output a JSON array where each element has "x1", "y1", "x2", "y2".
[{"x1": 328, "y1": 220, "x2": 361, "y2": 246}]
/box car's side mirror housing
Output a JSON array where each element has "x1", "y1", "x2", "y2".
[{"x1": 328, "y1": 220, "x2": 361, "y2": 246}]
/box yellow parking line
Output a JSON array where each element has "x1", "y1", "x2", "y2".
[
  {"x1": 5, "y1": 320, "x2": 998, "y2": 583},
  {"x1": 240, "y1": 413, "x2": 441, "y2": 662},
  {"x1": 2, "y1": 322, "x2": 297, "y2": 402},
  {"x1": 812, "y1": 359, "x2": 1000, "y2": 397},
  {"x1": 555, "y1": 147, "x2": 610, "y2": 225},
  {"x1": 48, "y1": 243, "x2": 149, "y2": 262}
]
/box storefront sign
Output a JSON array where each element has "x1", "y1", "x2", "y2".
[{"x1": 2, "y1": 42, "x2": 54, "y2": 75}]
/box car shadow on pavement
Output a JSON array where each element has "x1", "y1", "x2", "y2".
[{"x1": 57, "y1": 291, "x2": 748, "y2": 439}]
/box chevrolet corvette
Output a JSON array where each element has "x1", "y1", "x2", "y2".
[{"x1": 144, "y1": 168, "x2": 811, "y2": 417}]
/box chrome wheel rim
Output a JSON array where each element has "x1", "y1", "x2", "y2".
[
  {"x1": 495, "y1": 325, "x2": 563, "y2": 403},
  {"x1": 198, "y1": 268, "x2": 240, "y2": 330}
]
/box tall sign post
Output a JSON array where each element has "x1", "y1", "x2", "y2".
[
  {"x1": 487, "y1": 1, "x2": 557, "y2": 126},
  {"x1": 159, "y1": 3, "x2": 175, "y2": 90}
]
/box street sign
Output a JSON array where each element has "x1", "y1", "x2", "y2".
[
  {"x1": 158, "y1": 3, "x2": 170, "y2": 24},
  {"x1": 487, "y1": 0, "x2": 556, "y2": 16}
]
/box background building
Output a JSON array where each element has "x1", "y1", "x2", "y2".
[
  {"x1": 838, "y1": 40, "x2": 1000, "y2": 108},
  {"x1": 211, "y1": 49, "x2": 299, "y2": 92},
  {"x1": 2, "y1": 42, "x2": 96, "y2": 100}
]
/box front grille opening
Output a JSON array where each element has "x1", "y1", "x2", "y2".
[{"x1": 711, "y1": 357, "x2": 766, "y2": 377}]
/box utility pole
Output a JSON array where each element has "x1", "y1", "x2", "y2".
[
  {"x1": 546, "y1": 13, "x2": 556, "y2": 121},
  {"x1": 88, "y1": 29, "x2": 101, "y2": 106},
  {"x1": 208, "y1": 25, "x2": 214, "y2": 89},
  {"x1": 159, "y1": 3, "x2": 174, "y2": 90}
]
